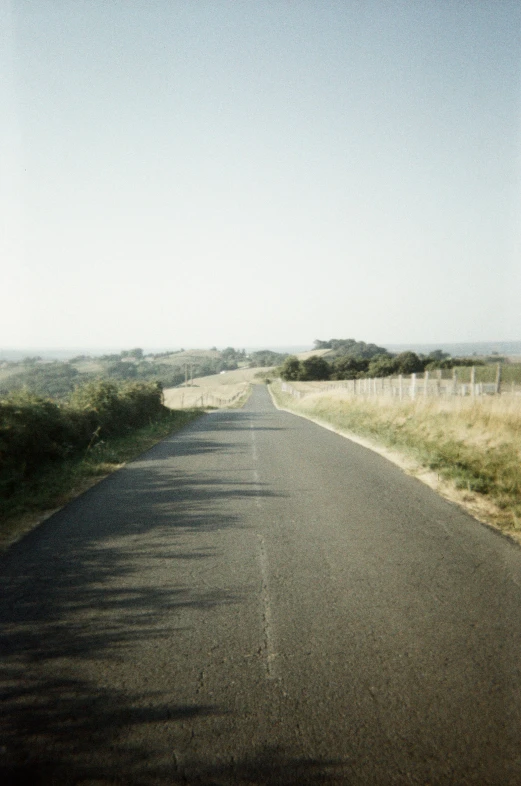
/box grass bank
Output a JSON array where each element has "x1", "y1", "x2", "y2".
[
  {"x1": 163, "y1": 369, "x2": 267, "y2": 410},
  {"x1": 270, "y1": 381, "x2": 521, "y2": 538},
  {"x1": 0, "y1": 408, "x2": 202, "y2": 550},
  {"x1": 163, "y1": 382, "x2": 253, "y2": 410}
]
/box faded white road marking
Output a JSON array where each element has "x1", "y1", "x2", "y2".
[
  {"x1": 258, "y1": 534, "x2": 277, "y2": 679},
  {"x1": 251, "y1": 421, "x2": 277, "y2": 678},
  {"x1": 250, "y1": 422, "x2": 261, "y2": 508}
]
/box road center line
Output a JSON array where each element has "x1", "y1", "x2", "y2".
[
  {"x1": 250, "y1": 422, "x2": 261, "y2": 508},
  {"x1": 251, "y1": 421, "x2": 277, "y2": 679},
  {"x1": 258, "y1": 534, "x2": 277, "y2": 680}
]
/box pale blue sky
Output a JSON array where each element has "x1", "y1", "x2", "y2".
[{"x1": 2, "y1": 0, "x2": 520, "y2": 350}]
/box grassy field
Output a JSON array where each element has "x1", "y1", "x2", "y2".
[
  {"x1": 450, "y1": 363, "x2": 521, "y2": 386},
  {"x1": 295, "y1": 348, "x2": 332, "y2": 360},
  {"x1": 163, "y1": 367, "x2": 270, "y2": 409},
  {"x1": 69, "y1": 349, "x2": 224, "y2": 376},
  {"x1": 0, "y1": 408, "x2": 202, "y2": 551},
  {"x1": 270, "y1": 381, "x2": 521, "y2": 541}
]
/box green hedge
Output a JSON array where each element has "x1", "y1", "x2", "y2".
[{"x1": 0, "y1": 380, "x2": 165, "y2": 497}]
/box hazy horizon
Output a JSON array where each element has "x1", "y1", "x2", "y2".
[
  {"x1": 3, "y1": 1, "x2": 520, "y2": 349},
  {"x1": 3, "y1": 340, "x2": 521, "y2": 363}
]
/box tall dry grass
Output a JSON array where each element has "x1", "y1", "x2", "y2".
[
  {"x1": 162, "y1": 367, "x2": 270, "y2": 409},
  {"x1": 163, "y1": 382, "x2": 251, "y2": 410},
  {"x1": 271, "y1": 382, "x2": 521, "y2": 534}
]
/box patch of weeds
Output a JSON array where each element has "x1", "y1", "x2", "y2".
[{"x1": 453, "y1": 472, "x2": 490, "y2": 495}]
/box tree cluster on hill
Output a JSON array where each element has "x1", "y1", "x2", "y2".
[
  {"x1": 104, "y1": 360, "x2": 186, "y2": 387},
  {"x1": 279, "y1": 344, "x2": 486, "y2": 382},
  {"x1": 280, "y1": 355, "x2": 332, "y2": 381},
  {"x1": 0, "y1": 347, "x2": 251, "y2": 399},
  {"x1": 0, "y1": 364, "x2": 82, "y2": 399},
  {"x1": 248, "y1": 350, "x2": 288, "y2": 368},
  {"x1": 221, "y1": 347, "x2": 247, "y2": 365},
  {"x1": 121, "y1": 348, "x2": 143, "y2": 359},
  {"x1": 313, "y1": 338, "x2": 389, "y2": 358}
]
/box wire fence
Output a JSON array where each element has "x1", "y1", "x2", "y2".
[
  {"x1": 164, "y1": 383, "x2": 250, "y2": 409},
  {"x1": 281, "y1": 366, "x2": 521, "y2": 401},
  {"x1": 192, "y1": 387, "x2": 249, "y2": 408}
]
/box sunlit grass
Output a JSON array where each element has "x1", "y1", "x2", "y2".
[
  {"x1": 163, "y1": 369, "x2": 266, "y2": 409},
  {"x1": 163, "y1": 383, "x2": 251, "y2": 409},
  {"x1": 271, "y1": 382, "x2": 521, "y2": 534}
]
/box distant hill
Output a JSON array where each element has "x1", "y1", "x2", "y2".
[
  {"x1": 0, "y1": 346, "x2": 287, "y2": 400},
  {"x1": 0, "y1": 348, "x2": 185, "y2": 362},
  {"x1": 0, "y1": 345, "x2": 310, "y2": 362},
  {"x1": 384, "y1": 341, "x2": 521, "y2": 358}
]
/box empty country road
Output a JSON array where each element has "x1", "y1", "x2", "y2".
[{"x1": 2, "y1": 385, "x2": 521, "y2": 784}]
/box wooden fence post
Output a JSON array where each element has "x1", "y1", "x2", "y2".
[
  {"x1": 424, "y1": 370, "x2": 429, "y2": 397},
  {"x1": 436, "y1": 370, "x2": 442, "y2": 397},
  {"x1": 495, "y1": 363, "x2": 502, "y2": 395},
  {"x1": 470, "y1": 366, "x2": 476, "y2": 398}
]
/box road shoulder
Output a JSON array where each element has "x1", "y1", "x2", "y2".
[{"x1": 268, "y1": 383, "x2": 521, "y2": 547}]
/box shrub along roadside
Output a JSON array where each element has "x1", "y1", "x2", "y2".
[
  {"x1": 0, "y1": 380, "x2": 168, "y2": 497},
  {"x1": 0, "y1": 407, "x2": 202, "y2": 547},
  {"x1": 0, "y1": 381, "x2": 203, "y2": 544},
  {"x1": 270, "y1": 381, "x2": 521, "y2": 535}
]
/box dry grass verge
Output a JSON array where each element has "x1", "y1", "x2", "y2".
[
  {"x1": 270, "y1": 381, "x2": 521, "y2": 543},
  {"x1": 163, "y1": 367, "x2": 270, "y2": 409},
  {"x1": 163, "y1": 383, "x2": 251, "y2": 410}
]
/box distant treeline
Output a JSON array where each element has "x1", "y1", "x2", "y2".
[
  {"x1": 313, "y1": 338, "x2": 390, "y2": 358},
  {"x1": 280, "y1": 339, "x2": 486, "y2": 382},
  {"x1": 0, "y1": 347, "x2": 288, "y2": 400},
  {"x1": 0, "y1": 380, "x2": 166, "y2": 498}
]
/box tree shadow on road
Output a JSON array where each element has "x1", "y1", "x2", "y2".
[
  {"x1": 0, "y1": 411, "x2": 290, "y2": 784},
  {"x1": 1, "y1": 742, "x2": 347, "y2": 785}
]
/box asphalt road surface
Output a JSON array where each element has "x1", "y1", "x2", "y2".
[{"x1": 2, "y1": 385, "x2": 521, "y2": 785}]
